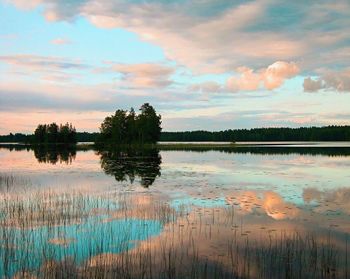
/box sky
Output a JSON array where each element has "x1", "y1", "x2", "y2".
[{"x1": 0, "y1": 0, "x2": 350, "y2": 134}]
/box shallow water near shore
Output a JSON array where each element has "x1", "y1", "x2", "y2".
[{"x1": 0, "y1": 145, "x2": 349, "y2": 278}]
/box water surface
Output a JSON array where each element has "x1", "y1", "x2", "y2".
[{"x1": 0, "y1": 145, "x2": 349, "y2": 278}]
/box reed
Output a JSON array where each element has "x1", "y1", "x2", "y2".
[{"x1": 0, "y1": 176, "x2": 348, "y2": 278}]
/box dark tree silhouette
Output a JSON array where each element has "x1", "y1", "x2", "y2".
[
  {"x1": 33, "y1": 123, "x2": 77, "y2": 145},
  {"x1": 125, "y1": 107, "x2": 137, "y2": 143},
  {"x1": 97, "y1": 103, "x2": 162, "y2": 145},
  {"x1": 137, "y1": 103, "x2": 162, "y2": 144},
  {"x1": 160, "y1": 126, "x2": 350, "y2": 142},
  {"x1": 1, "y1": 124, "x2": 350, "y2": 144}
]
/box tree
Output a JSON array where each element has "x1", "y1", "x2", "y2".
[
  {"x1": 160, "y1": 126, "x2": 350, "y2": 142},
  {"x1": 34, "y1": 124, "x2": 47, "y2": 143},
  {"x1": 97, "y1": 103, "x2": 162, "y2": 145},
  {"x1": 33, "y1": 122, "x2": 77, "y2": 144},
  {"x1": 111, "y1": 110, "x2": 127, "y2": 143},
  {"x1": 125, "y1": 107, "x2": 137, "y2": 143},
  {"x1": 137, "y1": 103, "x2": 162, "y2": 144},
  {"x1": 47, "y1": 123, "x2": 59, "y2": 143}
]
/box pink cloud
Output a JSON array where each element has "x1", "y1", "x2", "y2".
[
  {"x1": 50, "y1": 38, "x2": 72, "y2": 45},
  {"x1": 10, "y1": 0, "x2": 42, "y2": 10},
  {"x1": 111, "y1": 63, "x2": 175, "y2": 89},
  {"x1": 263, "y1": 61, "x2": 300, "y2": 90},
  {"x1": 227, "y1": 61, "x2": 299, "y2": 92},
  {"x1": 227, "y1": 66, "x2": 262, "y2": 91}
]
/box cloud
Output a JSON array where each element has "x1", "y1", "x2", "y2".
[
  {"x1": 3, "y1": 0, "x2": 350, "y2": 133},
  {"x1": 0, "y1": 82, "x2": 110, "y2": 111},
  {"x1": 111, "y1": 63, "x2": 175, "y2": 89},
  {"x1": 50, "y1": 38, "x2": 72, "y2": 45},
  {"x1": 0, "y1": 79, "x2": 181, "y2": 113},
  {"x1": 9, "y1": 0, "x2": 350, "y2": 75},
  {"x1": 163, "y1": 108, "x2": 328, "y2": 131},
  {"x1": 303, "y1": 77, "x2": 323, "y2": 92},
  {"x1": 322, "y1": 70, "x2": 350, "y2": 92},
  {"x1": 188, "y1": 81, "x2": 223, "y2": 93},
  {"x1": 227, "y1": 66, "x2": 261, "y2": 91},
  {"x1": 10, "y1": 0, "x2": 42, "y2": 10},
  {"x1": 0, "y1": 54, "x2": 88, "y2": 71},
  {"x1": 227, "y1": 61, "x2": 299, "y2": 92},
  {"x1": 189, "y1": 61, "x2": 299, "y2": 94},
  {"x1": 0, "y1": 55, "x2": 175, "y2": 89},
  {"x1": 0, "y1": 77, "x2": 210, "y2": 133},
  {"x1": 0, "y1": 54, "x2": 90, "y2": 82},
  {"x1": 263, "y1": 61, "x2": 300, "y2": 89},
  {"x1": 303, "y1": 69, "x2": 350, "y2": 92}
]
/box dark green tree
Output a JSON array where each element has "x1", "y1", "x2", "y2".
[
  {"x1": 112, "y1": 110, "x2": 127, "y2": 143},
  {"x1": 137, "y1": 103, "x2": 162, "y2": 144},
  {"x1": 47, "y1": 123, "x2": 59, "y2": 143},
  {"x1": 99, "y1": 110, "x2": 127, "y2": 144},
  {"x1": 125, "y1": 107, "x2": 137, "y2": 143},
  {"x1": 160, "y1": 126, "x2": 350, "y2": 142},
  {"x1": 34, "y1": 124, "x2": 47, "y2": 143},
  {"x1": 97, "y1": 103, "x2": 162, "y2": 145},
  {"x1": 33, "y1": 122, "x2": 76, "y2": 145}
]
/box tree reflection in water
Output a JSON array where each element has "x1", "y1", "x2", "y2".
[
  {"x1": 33, "y1": 146, "x2": 77, "y2": 164},
  {"x1": 97, "y1": 148, "x2": 161, "y2": 187},
  {"x1": 0, "y1": 145, "x2": 161, "y2": 186}
]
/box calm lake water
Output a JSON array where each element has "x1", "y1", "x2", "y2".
[{"x1": 0, "y1": 144, "x2": 349, "y2": 278}]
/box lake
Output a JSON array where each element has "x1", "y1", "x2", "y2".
[{"x1": 0, "y1": 144, "x2": 349, "y2": 278}]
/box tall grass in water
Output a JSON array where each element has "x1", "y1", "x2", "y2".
[
  {"x1": 0, "y1": 181, "x2": 348, "y2": 278},
  {"x1": 0, "y1": 174, "x2": 32, "y2": 192}
]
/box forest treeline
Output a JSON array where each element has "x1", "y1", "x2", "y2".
[
  {"x1": 160, "y1": 126, "x2": 350, "y2": 142},
  {"x1": 1, "y1": 124, "x2": 350, "y2": 143},
  {"x1": 0, "y1": 132, "x2": 98, "y2": 143}
]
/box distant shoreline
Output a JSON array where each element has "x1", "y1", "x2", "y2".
[
  {"x1": 2, "y1": 141, "x2": 350, "y2": 149},
  {"x1": 1, "y1": 125, "x2": 350, "y2": 143},
  {"x1": 2, "y1": 142, "x2": 350, "y2": 157}
]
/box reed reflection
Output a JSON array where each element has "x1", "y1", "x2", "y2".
[{"x1": 97, "y1": 148, "x2": 161, "y2": 187}]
